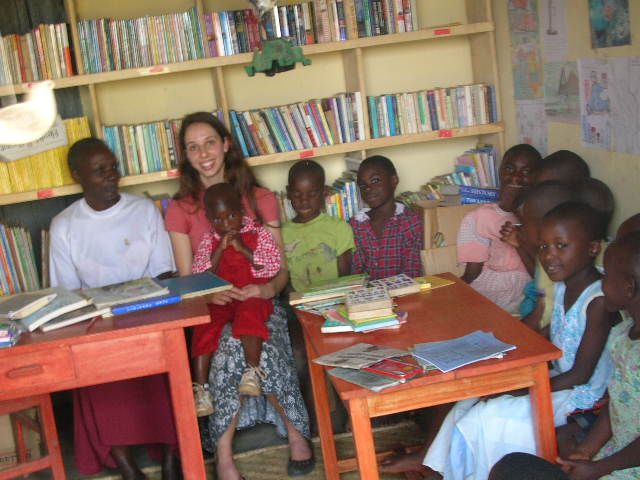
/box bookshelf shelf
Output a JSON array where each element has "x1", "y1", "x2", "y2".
[
  {"x1": 0, "y1": 122, "x2": 504, "y2": 206},
  {"x1": 0, "y1": 21, "x2": 493, "y2": 96}
]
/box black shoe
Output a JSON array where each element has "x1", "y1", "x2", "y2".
[{"x1": 287, "y1": 443, "x2": 315, "y2": 477}]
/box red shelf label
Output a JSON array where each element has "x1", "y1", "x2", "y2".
[
  {"x1": 438, "y1": 129, "x2": 453, "y2": 138},
  {"x1": 167, "y1": 169, "x2": 180, "y2": 178},
  {"x1": 300, "y1": 150, "x2": 314, "y2": 159},
  {"x1": 37, "y1": 189, "x2": 54, "y2": 199},
  {"x1": 434, "y1": 28, "x2": 451, "y2": 36}
]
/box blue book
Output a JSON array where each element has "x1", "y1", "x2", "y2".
[
  {"x1": 230, "y1": 111, "x2": 250, "y2": 157},
  {"x1": 385, "y1": 95, "x2": 396, "y2": 136},
  {"x1": 111, "y1": 294, "x2": 182, "y2": 315},
  {"x1": 461, "y1": 195, "x2": 493, "y2": 205},
  {"x1": 157, "y1": 271, "x2": 232, "y2": 299},
  {"x1": 458, "y1": 185, "x2": 500, "y2": 200}
]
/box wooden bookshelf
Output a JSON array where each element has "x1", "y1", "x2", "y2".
[
  {"x1": 0, "y1": 122, "x2": 504, "y2": 206},
  {"x1": 0, "y1": 21, "x2": 494, "y2": 97},
  {"x1": 0, "y1": 0, "x2": 504, "y2": 205}
]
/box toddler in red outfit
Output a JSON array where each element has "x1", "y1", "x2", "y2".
[{"x1": 191, "y1": 183, "x2": 280, "y2": 416}]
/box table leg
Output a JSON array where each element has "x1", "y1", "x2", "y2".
[
  {"x1": 349, "y1": 397, "x2": 379, "y2": 480},
  {"x1": 40, "y1": 394, "x2": 66, "y2": 480},
  {"x1": 163, "y1": 328, "x2": 206, "y2": 480},
  {"x1": 529, "y1": 362, "x2": 557, "y2": 461},
  {"x1": 303, "y1": 333, "x2": 340, "y2": 480}
]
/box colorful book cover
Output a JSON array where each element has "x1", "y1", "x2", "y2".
[
  {"x1": 345, "y1": 285, "x2": 392, "y2": 313},
  {"x1": 82, "y1": 277, "x2": 169, "y2": 309}
]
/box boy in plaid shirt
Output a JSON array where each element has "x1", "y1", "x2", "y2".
[
  {"x1": 350, "y1": 155, "x2": 423, "y2": 280},
  {"x1": 191, "y1": 183, "x2": 280, "y2": 415}
]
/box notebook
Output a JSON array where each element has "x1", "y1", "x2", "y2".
[
  {"x1": 20, "y1": 287, "x2": 91, "y2": 332},
  {"x1": 0, "y1": 291, "x2": 58, "y2": 319},
  {"x1": 157, "y1": 272, "x2": 232, "y2": 299}
]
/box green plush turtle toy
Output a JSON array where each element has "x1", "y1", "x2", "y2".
[{"x1": 245, "y1": 0, "x2": 312, "y2": 77}]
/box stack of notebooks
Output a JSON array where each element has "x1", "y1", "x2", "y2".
[
  {"x1": 340, "y1": 286, "x2": 398, "y2": 332},
  {"x1": 412, "y1": 330, "x2": 516, "y2": 373},
  {"x1": 313, "y1": 343, "x2": 425, "y2": 392},
  {"x1": 289, "y1": 273, "x2": 368, "y2": 308},
  {"x1": 0, "y1": 272, "x2": 231, "y2": 336}
]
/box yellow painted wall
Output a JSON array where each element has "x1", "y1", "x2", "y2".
[{"x1": 493, "y1": 0, "x2": 640, "y2": 231}]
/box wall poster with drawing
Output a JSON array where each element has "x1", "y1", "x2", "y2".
[{"x1": 589, "y1": 0, "x2": 630, "y2": 48}]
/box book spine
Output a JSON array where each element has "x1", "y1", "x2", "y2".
[
  {"x1": 111, "y1": 295, "x2": 182, "y2": 315},
  {"x1": 460, "y1": 195, "x2": 493, "y2": 205},
  {"x1": 458, "y1": 185, "x2": 499, "y2": 200}
]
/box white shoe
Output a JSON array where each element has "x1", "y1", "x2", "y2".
[
  {"x1": 239, "y1": 366, "x2": 266, "y2": 396},
  {"x1": 193, "y1": 382, "x2": 214, "y2": 416}
]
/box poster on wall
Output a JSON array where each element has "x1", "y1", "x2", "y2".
[
  {"x1": 578, "y1": 58, "x2": 612, "y2": 151},
  {"x1": 608, "y1": 56, "x2": 640, "y2": 155},
  {"x1": 508, "y1": 0, "x2": 544, "y2": 99},
  {"x1": 544, "y1": 62, "x2": 579, "y2": 123},
  {"x1": 516, "y1": 99, "x2": 548, "y2": 156},
  {"x1": 589, "y1": 0, "x2": 631, "y2": 48},
  {"x1": 540, "y1": 0, "x2": 568, "y2": 62}
]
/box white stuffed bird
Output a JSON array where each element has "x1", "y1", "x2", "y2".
[
  {"x1": 0, "y1": 81, "x2": 56, "y2": 146},
  {"x1": 248, "y1": 0, "x2": 277, "y2": 20}
]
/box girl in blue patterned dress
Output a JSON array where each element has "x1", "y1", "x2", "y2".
[
  {"x1": 558, "y1": 231, "x2": 640, "y2": 479},
  {"x1": 423, "y1": 202, "x2": 616, "y2": 480}
]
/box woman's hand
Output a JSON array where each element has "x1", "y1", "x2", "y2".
[{"x1": 207, "y1": 287, "x2": 245, "y2": 305}]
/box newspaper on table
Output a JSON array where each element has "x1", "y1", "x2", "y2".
[
  {"x1": 412, "y1": 330, "x2": 516, "y2": 373},
  {"x1": 313, "y1": 343, "x2": 406, "y2": 369}
]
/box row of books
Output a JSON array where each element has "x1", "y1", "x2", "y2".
[
  {"x1": 0, "y1": 116, "x2": 91, "y2": 195},
  {"x1": 0, "y1": 272, "x2": 231, "y2": 334},
  {"x1": 76, "y1": 7, "x2": 207, "y2": 74},
  {"x1": 354, "y1": 0, "x2": 419, "y2": 37},
  {"x1": 0, "y1": 223, "x2": 41, "y2": 296},
  {"x1": 229, "y1": 92, "x2": 364, "y2": 158},
  {"x1": 0, "y1": 23, "x2": 74, "y2": 86},
  {"x1": 204, "y1": 3, "x2": 318, "y2": 58},
  {"x1": 103, "y1": 119, "x2": 183, "y2": 177},
  {"x1": 368, "y1": 84, "x2": 498, "y2": 138}
]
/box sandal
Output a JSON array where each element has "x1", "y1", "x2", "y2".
[{"x1": 287, "y1": 441, "x2": 315, "y2": 477}]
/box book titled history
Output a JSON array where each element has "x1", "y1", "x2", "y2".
[{"x1": 82, "y1": 277, "x2": 169, "y2": 309}]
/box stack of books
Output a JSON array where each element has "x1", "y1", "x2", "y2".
[
  {"x1": 1, "y1": 116, "x2": 91, "y2": 194},
  {"x1": 341, "y1": 286, "x2": 398, "y2": 332},
  {"x1": 0, "y1": 322, "x2": 22, "y2": 348},
  {"x1": 0, "y1": 272, "x2": 233, "y2": 336},
  {"x1": 289, "y1": 274, "x2": 368, "y2": 307}
]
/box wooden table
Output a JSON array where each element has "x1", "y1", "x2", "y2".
[
  {"x1": 0, "y1": 298, "x2": 210, "y2": 480},
  {"x1": 297, "y1": 274, "x2": 562, "y2": 480}
]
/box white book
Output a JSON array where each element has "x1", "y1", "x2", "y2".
[{"x1": 20, "y1": 287, "x2": 91, "y2": 332}]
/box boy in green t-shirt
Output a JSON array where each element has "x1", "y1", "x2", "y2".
[{"x1": 283, "y1": 160, "x2": 354, "y2": 292}]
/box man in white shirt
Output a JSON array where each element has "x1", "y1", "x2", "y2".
[{"x1": 49, "y1": 138, "x2": 179, "y2": 480}]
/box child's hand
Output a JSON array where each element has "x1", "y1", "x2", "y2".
[
  {"x1": 557, "y1": 457, "x2": 602, "y2": 480},
  {"x1": 227, "y1": 231, "x2": 244, "y2": 251},
  {"x1": 252, "y1": 263, "x2": 265, "y2": 271},
  {"x1": 500, "y1": 221, "x2": 521, "y2": 248}
]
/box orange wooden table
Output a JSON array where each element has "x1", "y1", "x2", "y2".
[
  {"x1": 0, "y1": 297, "x2": 210, "y2": 480},
  {"x1": 297, "y1": 274, "x2": 562, "y2": 480}
]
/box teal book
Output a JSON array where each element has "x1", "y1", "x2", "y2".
[{"x1": 158, "y1": 272, "x2": 232, "y2": 299}]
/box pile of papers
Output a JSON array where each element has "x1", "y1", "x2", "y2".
[
  {"x1": 314, "y1": 343, "x2": 425, "y2": 392},
  {"x1": 412, "y1": 330, "x2": 516, "y2": 373}
]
